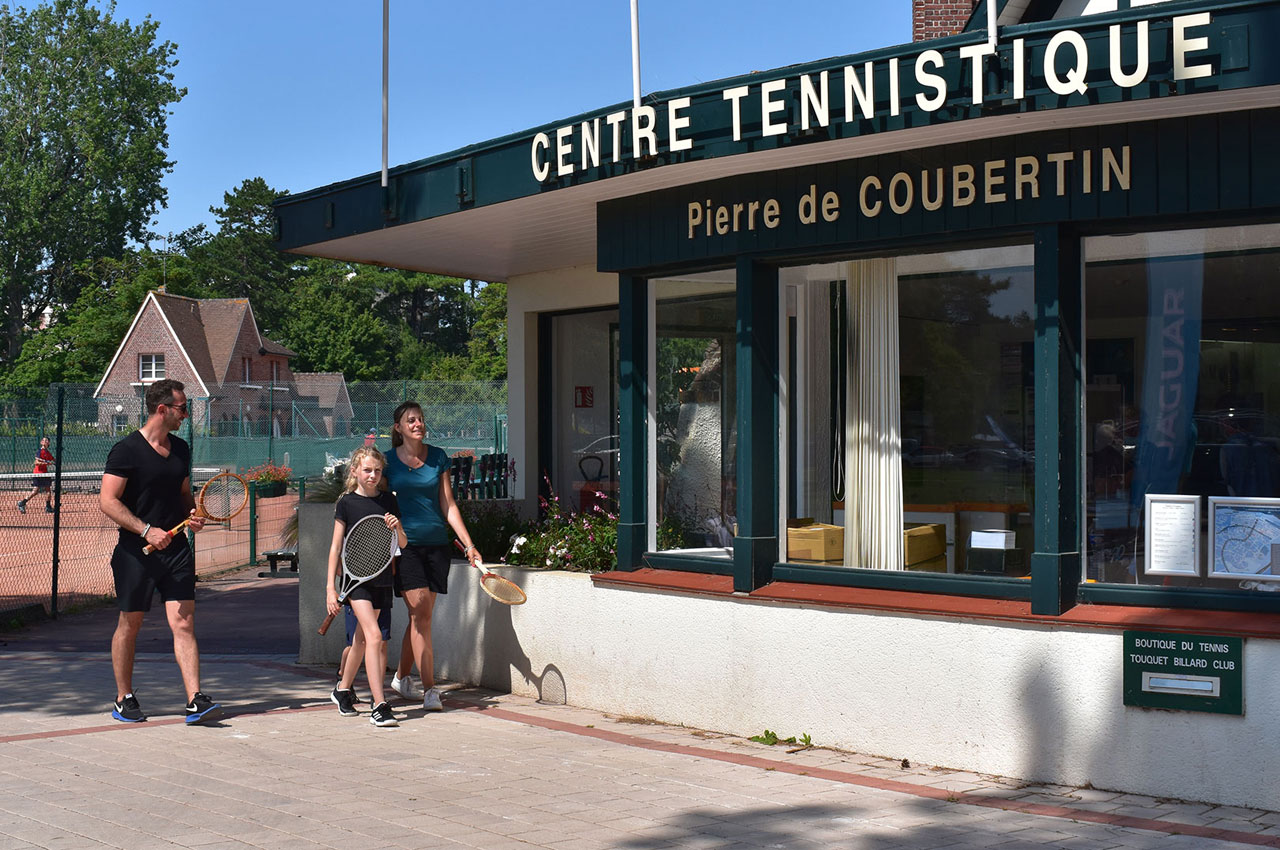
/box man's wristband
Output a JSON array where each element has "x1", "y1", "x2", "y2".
[{"x1": 140, "y1": 523, "x2": 152, "y2": 538}]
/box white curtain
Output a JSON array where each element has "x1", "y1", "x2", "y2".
[{"x1": 843, "y1": 259, "x2": 904, "y2": 570}]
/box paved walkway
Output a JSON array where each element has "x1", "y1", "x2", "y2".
[{"x1": 3, "y1": 570, "x2": 1280, "y2": 850}]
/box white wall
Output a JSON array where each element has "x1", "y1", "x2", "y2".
[
  {"x1": 298, "y1": 503, "x2": 1279, "y2": 809},
  {"x1": 430, "y1": 567, "x2": 1280, "y2": 812}
]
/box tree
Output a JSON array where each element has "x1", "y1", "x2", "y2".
[
  {"x1": 180, "y1": 177, "x2": 294, "y2": 335},
  {"x1": 464, "y1": 281, "x2": 507, "y2": 380},
  {"x1": 278, "y1": 260, "x2": 394, "y2": 380},
  {"x1": 0, "y1": 0, "x2": 184, "y2": 366},
  {"x1": 2, "y1": 251, "x2": 201, "y2": 386}
]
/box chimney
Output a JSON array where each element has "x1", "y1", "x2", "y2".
[{"x1": 913, "y1": 0, "x2": 980, "y2": 42}]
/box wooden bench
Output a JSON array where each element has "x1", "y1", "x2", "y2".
[{"x1": 259, "y1": 547, "x2": 298, "y2": 578}]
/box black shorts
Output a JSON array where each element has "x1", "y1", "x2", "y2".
[
  {"x1": 31, "y1": 477, "x2": 51, "y2": 491},
  {"x1": 394, "y1": 544, "x2": 451, "y2": 594},
  {"x1": 111, "y1": 537, "x2": 195, "y2": 612},
  {"x1": 345, "y1": 582, "x2": 393, "y2": 612}
]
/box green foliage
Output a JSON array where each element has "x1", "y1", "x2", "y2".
[
  {"x1": 177, "y1": 178, "x2": 295, "y2": 334},
  {"x1": 278, "y1": 260, "x2": 395, "y2": 379},
  {"x1": 505, "y1": 483, "x2": 618, "y2": 572},
  {"x1": 749, "y1": 729, "x2": 781, "y2": 745},
  {"x1": 0, "y1": 0, "x2": 184, "y2": 366},
  {"x1": 2, "y1": 253, "x2": 192, "y2": 386},
  {"x1": 457, "y1": 499, "x2": 524, "y2": 564},
  {"x1": 748, "y1": 730, "x2": 811, "y2": 747}
]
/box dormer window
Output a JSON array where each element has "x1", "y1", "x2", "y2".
[{"x1": 139, "y1": 354, "x2": 165, "y2": 382}]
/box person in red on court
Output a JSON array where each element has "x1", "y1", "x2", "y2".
[{"x1": 16, "y1": 436, "x2": 55, "y2": 514}]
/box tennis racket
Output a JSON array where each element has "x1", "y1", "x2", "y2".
[
  {"x1": 317, "y1": 513, "x2": 398, "y2": 635},
  {"x1": 143, "y1": 472, "x2": 249, "y2": 555},
  {"x1": 454, "y1": 539, "x2": 527, "y2": 605}
]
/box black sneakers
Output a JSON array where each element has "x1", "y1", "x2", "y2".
[
  {"x1": 112, "y1": 693, "x2": 146, "y2": 723},
  {"x1": 185, "y1": 692, "x2": 224, "y2": 725},
  {"x1": 369, "y1": 701, "x2": 399, "y2": 727},
  {"x1": 331, "y1": 687, "x2": 358, "y2": 717},
  {"x1": 15, "y1": 500, "x2": 25, "y2": 514}
]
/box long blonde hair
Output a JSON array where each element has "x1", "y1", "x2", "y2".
[{"x1": 344, "y1": 446, "x2": 389, "y2": 493}]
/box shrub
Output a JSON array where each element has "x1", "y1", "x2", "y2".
[
  {"x1": 505, "y1": 481, "x2": 617, "y2": 573},
  {"x1": 458, "y1": 499, "x2": 524, "y2": 563}
]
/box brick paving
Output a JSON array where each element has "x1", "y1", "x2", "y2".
[{"x1": 2, "y1": 570, "x2": 1279, "y2": 849}]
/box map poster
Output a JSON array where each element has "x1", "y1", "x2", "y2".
[
  {"x1": 1208, "y1": 497, "x2": 1280, "y2": 582},
  {"x1": 1144, "y1": 494, "x2": 1200, "y2": 577}
]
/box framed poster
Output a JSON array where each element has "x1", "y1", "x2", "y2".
[
  {"x1": 1144, "y1": 494, "x2": 1201, "y2": 577},
  {"x1": 1209, "y1": 497, "x2": 1280, "y2": 582}
]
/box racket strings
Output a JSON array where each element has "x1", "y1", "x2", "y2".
[
  {"x1": 481, "y1": 573, "x2": 527, "y2": 605},
  {"x1": 200, "y1": 474, "x2": 248, "y2": 520},
  {"x1": 343, "y1": 517, "x2": 396, "y2": 579}
]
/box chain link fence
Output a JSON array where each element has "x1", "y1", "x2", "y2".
[{"x1": 0, "y1": 380, "x2": 507, "y2": 620}]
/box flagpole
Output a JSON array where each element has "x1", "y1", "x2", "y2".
[
  {"x1": 630, "y1": 0, "x2": 641, "y2": 110},
  {"x1": 382, "y1": 0, "x2": 390, "y2": 191}
]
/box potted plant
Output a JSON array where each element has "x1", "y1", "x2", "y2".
[{"x1": 246, "y1": 461, "x2": 292, "y2": 497}]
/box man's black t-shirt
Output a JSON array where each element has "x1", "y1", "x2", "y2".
[
  {"x1": 334, "y1": 490, "x2": 401, "y2": 589},
  {"x1": 103, "y1": 430, "x2": 192, "y2": 540}
]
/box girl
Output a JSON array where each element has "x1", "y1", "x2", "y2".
[
  {"x1": 326, "y1": 446, "x2": 407, "y2": 727},
  {"x1": 384, "y1": 401, "x2": 482, "y2": 713}
]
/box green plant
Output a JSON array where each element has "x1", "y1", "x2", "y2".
[
  {"x1": 458, "y1": 499, "x2": 524, "y2": 562},
  {"x1": 504, "y1": 477, "x2": 617, "y2": 572},
  {"x1": 749, "y1": 729, "x2": 780, "y2": 745}
]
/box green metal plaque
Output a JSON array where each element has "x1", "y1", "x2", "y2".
[{"x1": 1123, "y1": 631, "x2": 1243, "y2": 715}]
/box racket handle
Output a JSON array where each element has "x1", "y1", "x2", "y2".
[
  {"x1": 318, "y1": 611, "x2": 337, "y2": 635},
  {"x1": 142, "y1": 518, "x2": 191, "y2": 555}
]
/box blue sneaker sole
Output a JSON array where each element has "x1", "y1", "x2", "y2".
[
  {"x1": 185, "y1": 704, "x2": 224, "y2": 725},
  {"x1": 111, "y1": 709, "x2": 146, "y2": 723}
]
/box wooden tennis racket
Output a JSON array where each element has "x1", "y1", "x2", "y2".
[
  {"x1": 454, "y1": 539, "x2": 527, "y2": 605},
  {"x1": 143, "y1": 472, "x2": 249, "y2": 555},
  {"x1": 317, "y1": 514, "x2": 398, "y2": 635}
]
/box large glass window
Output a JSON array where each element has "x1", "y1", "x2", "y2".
[
  {"x1": 784, "y1": 246, "x2": 1035, "y2": 575},
  {"x1": 550, "y1": 308, "x2": 619, "y2": 515},
  {"x1": 1084, "y1": 225, "x2": 1280, "y2": 590},
  {"x1": 653, "y1": 278, "x2": 736, "y2": 553}
]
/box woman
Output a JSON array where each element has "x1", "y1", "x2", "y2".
[{"x1": 384, "y1": 401, "x2": 482, "y2": 712}]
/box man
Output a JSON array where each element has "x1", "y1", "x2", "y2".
[
  {"x1": 16, "y1": 436, "x2": 56, "y2": 514},
  {"x1": 99, "y1": 379, "x2": 223, "y2": 725}
]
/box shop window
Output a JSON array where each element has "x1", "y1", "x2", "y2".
[
  {"x1": 785, "y1": 246, "x2": 1035, "y2": 575},
  {"x1": 1084, "y1": 224, "x2": 1280, "y2": 591},
  {"x1": 549, "y1": 308, "x2": 620, "y2": 517},
  {"x1": 652, "y1": 279, "x2": 737, "y2": 553}
]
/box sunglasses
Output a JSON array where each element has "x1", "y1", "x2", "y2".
[{"x1": 164, "y1": 401, "x2": 189, "y2": 414}]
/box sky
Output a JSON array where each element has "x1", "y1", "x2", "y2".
[{"x1": 97, "y1": 1, "x2": 912, "y2": 244}]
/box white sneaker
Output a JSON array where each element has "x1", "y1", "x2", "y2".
[
  {"x1": 391, "y1": 673, "x2": 423, "y2": 700},
  {"x1": 422, "y1": 687, "x2": 444, "y2": 712}
]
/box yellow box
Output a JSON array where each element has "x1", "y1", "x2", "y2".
[
  {"x1": 905, "y1": 554, "x2": 948, "y2": 573},
  {"x1": 787, "y1": 520, "x2": 844, "y2": 562},
  {"x1": 903, "y1": 523, "x2": 946, "y2": 566}
]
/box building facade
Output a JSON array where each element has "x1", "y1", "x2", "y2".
[{"x1": 276, "y1": 0, "x2": 1280, "y2": 807}]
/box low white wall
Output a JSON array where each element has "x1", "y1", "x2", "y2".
[{"x1": 298, "y1": 506, "x2": 1279, "y2": 810}]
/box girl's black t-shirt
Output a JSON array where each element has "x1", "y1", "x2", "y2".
[
  {"x1": 334, "y1": 490, "x2": 401, "y2": 588},
  {"x1": 103, "y1": 430, "x2": 193, "y2": 539}
]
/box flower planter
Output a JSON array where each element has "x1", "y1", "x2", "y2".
[{"x1": 255, "y1": 481, "x2": 287, "y2": 498}]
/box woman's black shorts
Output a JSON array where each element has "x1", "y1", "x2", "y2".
[{"x1": 394, "y1": 544, "x2": 451, "y2": 594}]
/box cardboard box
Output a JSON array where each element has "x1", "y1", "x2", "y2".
[
  {"x1": 905, "y1": 554, "x2": 948, "y2": 573},
  {"x1": 787, "y1": 519, "x2": 844, "y2": 562},
  {"x1": 903, "y1": 523, "x2": 946, "y2": 566}
]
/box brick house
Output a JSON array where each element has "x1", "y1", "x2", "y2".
[{"x1": 93, "y1": 289, "x2": 348, "y2": 438}]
